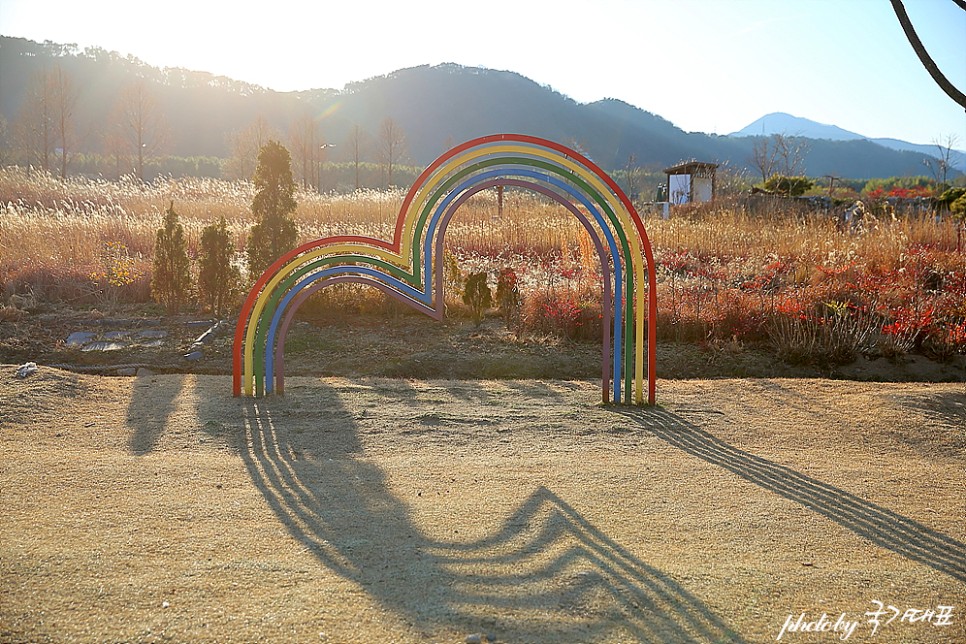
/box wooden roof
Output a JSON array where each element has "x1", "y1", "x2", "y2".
[{"x1": 664, "y1": 161, "x2": 718, "y2": 175}]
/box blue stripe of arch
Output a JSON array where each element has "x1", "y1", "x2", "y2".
[
  {"x1": 421, "y1": 166, "x2": 625, "y2": 400},
  {"x1": 263, "y1": 265, "x2": 427, "y2": 393},
  {"x1": 263, "y1": 167, "x2": 627, "y2": 400}
]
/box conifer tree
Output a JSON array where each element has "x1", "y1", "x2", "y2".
[
  {"x1": 246, "y1": 140, "x2": 298, "y2": 278},
  {"x1": 199, "y1": 216, "x2": 240, "y2": 315},
  {"x1": 462, "y1": 272, "x2": 492, "y2": 327},
  {"x1": 151, "y1": 201, "x2": 191, "y2": 314}
]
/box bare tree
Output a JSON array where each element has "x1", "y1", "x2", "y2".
[
  {"x1": 13, "y1": 69, "x2": 55, "y2": 172},
  {"x1": 225, "y1": 117, "x2": 277, "y2": 181},
  {"x1": 51, "y1": 66, "x2": 78, "y2": 179},
  {"x1": 289, "y1": 111, "x2": 319, "y2": 189},
  {"x1": 346, "y1": 124, "x2": 368, "y2": 190},
  {"x1": 110, "y1": 79, "x2": 167, "y2": 181},
  {"x1": 622, "y1": 153, "x2": 647, "y2": 200},
  {"x1": 890, "y1": 0, "x2": 966, "y2": 109},
  {"x1": 103, "y1": 128, "x2": 129, "y2": 179},
  {"x1": 14, "y1": 66, "x2": 78, "y2": 178},
  {"x1": 0, "y1": 115, "x2": 8, "y2": 166},
  {"x1": 750, "y1": 133, "x2": 808, "y2": 182},
  {"x1": 773, "y1": 133, "x2": 808, "y2": 177},
  {"x1": 379, "y1": 117, "x2": 406, "y2": 188},
  {"x1": 750, "y1": 137, "x2": 777, "y2": 183},
  {"x1": 924, "y1": 133, "x2": 960, "y2": 190},
  {"x1": 318, "y1": 142, "x2": 335, "y2": 192}
]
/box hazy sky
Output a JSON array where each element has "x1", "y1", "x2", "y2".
[{"x1": 1, "y1": 0, "x2": 964, "y2": 146}]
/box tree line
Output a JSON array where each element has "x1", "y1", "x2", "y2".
[{"x1": 2, "y1": 61, "x2": 412, "y2": 188}]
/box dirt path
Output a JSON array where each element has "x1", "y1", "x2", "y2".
[{"x1": 1, "y1": 368, "x2": 964, "y2": 643}]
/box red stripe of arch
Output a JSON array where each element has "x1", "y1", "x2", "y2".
[{"x1": 233, "y1": 134, "x2": 657, "y2": 403}]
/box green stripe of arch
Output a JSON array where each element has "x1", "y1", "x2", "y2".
[
  {"x1": 410, "y1": 155, "x2": 636, "y2": 400},
  {"x1": 252, "y1": 254, "x2": 418, "y2": 395},
  {"x1": 253, "y1": 152, "x2": 641, "y2": 401}
]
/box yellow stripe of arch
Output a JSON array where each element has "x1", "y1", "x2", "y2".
[
  {"x1": 415, "y1": 143, "x2": 647, "y2": 404},
  {"x1": 246, "y1": 144, "x2": 646, "y2": 398},
  {"x1": 244, "y1": 141, "x2": 650, "y2": 400},
  {"x1": 243, "y1": 242, "x2": 409, "y2": 395},
  {"x1": 411, "y1": 142, "x2": 648, "y2": 404}
]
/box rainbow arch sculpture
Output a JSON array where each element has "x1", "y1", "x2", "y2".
[{"x1": 232, "y1": 134, "x2": 657, "y2": 404}]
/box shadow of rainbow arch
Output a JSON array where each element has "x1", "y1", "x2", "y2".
[{"x1": 232, "y1": 134, "x2": 657, "y2": 404}]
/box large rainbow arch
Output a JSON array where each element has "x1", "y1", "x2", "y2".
[{"x1": 232, "y1": 134, "x2": 657, "y2": 404}]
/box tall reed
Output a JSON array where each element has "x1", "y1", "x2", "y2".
[{"x1": 1, "y1": 168, "x2": 962, "y2": 357}]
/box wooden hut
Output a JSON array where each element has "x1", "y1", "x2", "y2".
[{"x1": 664, "y1": 161, "x2": 718, "y2": 204}]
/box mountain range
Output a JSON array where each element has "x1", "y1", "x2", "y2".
[
  {"x1": 0, "y1": 36, "x2": 960, "y2": 182},
  {"x1": 732, "y1": 112, "x2": 965, "y2": 172}
]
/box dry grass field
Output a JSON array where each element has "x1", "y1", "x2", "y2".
[
  {"x1": 2, "y1": 368, "x2": 964, "y2": 643},
  {"x1": 3, "y1": 168, "x2": 964, "y2": 363}
]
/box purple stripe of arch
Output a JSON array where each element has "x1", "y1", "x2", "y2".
[
  {"x1": 272, "y1": 179, "x2": 616, "y2": 401},
  {"x1": 273, "y1": 274, "x2": 433, "y2": 395},
  {"x1": 266, "y1": 169, "x2": 623, "y2": 398},
  {"x1": 420, "y1": 167, "x2": 625, "y2": 401},
  {"x1": 434, "y1": 178, "x2": 614, "y2": 402}
]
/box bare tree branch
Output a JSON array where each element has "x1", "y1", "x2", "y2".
[{"x1": 890, "y1": 0, "x2": 966, "y2": 110}]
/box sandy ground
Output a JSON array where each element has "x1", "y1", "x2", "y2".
[{"x1": 1, "y1": 368, "x2": 964, "y2": 643}]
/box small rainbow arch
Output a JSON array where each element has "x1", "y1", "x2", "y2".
[{"x1": 232, "y1": 134, "x2": 657, "y2": 404}]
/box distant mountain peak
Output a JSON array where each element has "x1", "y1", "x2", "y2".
[
  {"x1": 731, "y1": 112, "x2": 864, "y2": 141},
  {"x1": 730, "y1": 111, "x2": 965, "y2": 170}
]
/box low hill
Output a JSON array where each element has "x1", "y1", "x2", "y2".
[{"x1": 0, "y1": 36, "x2": 954, "y2": 180}]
